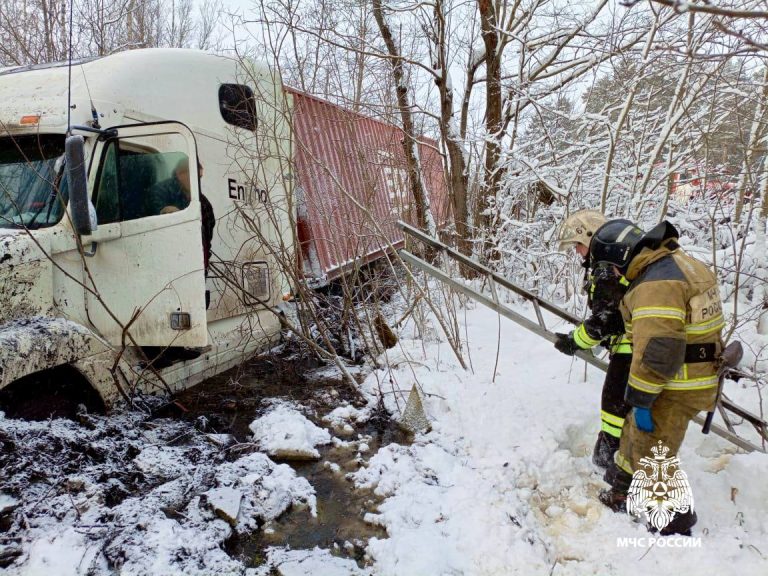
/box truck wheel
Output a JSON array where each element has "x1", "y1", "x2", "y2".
[{"x1": 0, "y1": 365, "x2": 105, "y2": 421}]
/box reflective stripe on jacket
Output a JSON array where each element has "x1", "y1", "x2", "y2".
[
  {"x1": 573, "y1": 325, "x2": 630, "y2": 354},
  {"x1": 620, "y1": 239, "x2": 724, "y2": 408},
  {"x1": 573, "y1": 264, "x2": 629, "y2": 351}
]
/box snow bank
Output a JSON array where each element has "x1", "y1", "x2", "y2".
[{"x1": 249, "y1": 402, "x2": 333, "y2": 460}]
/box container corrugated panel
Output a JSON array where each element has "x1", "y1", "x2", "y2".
[{"x1": 288, "y1": 87, "x2": 449, "y2": 283}]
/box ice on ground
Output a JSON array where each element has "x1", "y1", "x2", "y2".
[
  {"x1": 248, "y1": 546, "x2": 371, "y2": 576},
  {"x1": 0, "y1": 493, "x2": 19, "y2": 513},
  {"x1": 204, "y1": 486, "x2": 243, "y2": 526},
  {"x1": 207, "y1": 451, "x2": 317, "y2": 529},
  {"x1": 249, "y1": 402, "x2": 333, "y2": 460}
]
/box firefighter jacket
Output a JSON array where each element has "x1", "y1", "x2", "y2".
[
  {"x1": 572, "y1": 261, "x2": 630, "y2": 354},
  {"x1": 620, "y1": 224, "x2": 724, "y2": 409}
]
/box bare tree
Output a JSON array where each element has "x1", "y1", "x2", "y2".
[
  {"x1": 0, "y1": 0, "x2": 69, "y2": 64},
  {"x1": 734, "y1": 67, "x2": 768, "y2": 224},
  {"x1": 163, "y1": 0, "x2": 194, "y2": 48},
  {"x1": 0, "y1": 0, "x2": 223, "y2": 66},
  {"x1": 372, "y1": 0, "x2": 436, "y2": 236},
  {"x1": 429, "y1": 0, "x2": 473, "y2": 256},
  {"x1": 196, "y1": 0, "x2": 224, "y2": 51}
]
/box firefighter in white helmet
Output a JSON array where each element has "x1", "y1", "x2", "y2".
[{"x1": 554, "y1": 210, "x2": 633, "y2": 468}]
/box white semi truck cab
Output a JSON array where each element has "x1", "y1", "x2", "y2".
[{"x1": 0, "y1": 49, "x2": 294, "y2": 417}]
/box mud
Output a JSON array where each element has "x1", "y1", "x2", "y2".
[
  {"x1": 0, "y1": 341, "x2": 408, "y2": 571},
  {"x1": 172, "y1": 348, "x2": 409, "y2": 567},
  {"x1": 169, "y1": 344, "x2": 367, "y2": 438}
]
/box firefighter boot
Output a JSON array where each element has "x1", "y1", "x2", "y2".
[
  {"x1": 598, "y1": 488, "x2": 627, "y2": 513},
  {"x1": 592, "y1": 431, "x2": 620, "y2": 469},
  {"x1": 599, "y1": 464, "x2": 632, "y2": 513},
  {"x1": 657, "y1": 510, "x2": 698, "y2": 537}
]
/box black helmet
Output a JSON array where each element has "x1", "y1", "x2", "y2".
[{"x1": 589, "y1": 219, "x2": 645, "y2": 273}]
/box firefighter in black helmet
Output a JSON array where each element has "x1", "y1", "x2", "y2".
[
  {"x1": 554, "y1": 211, "x2": 633, "y2": 468},
  {"x1": 591, "y1": 219, "x2": 724, "y2": 536}
]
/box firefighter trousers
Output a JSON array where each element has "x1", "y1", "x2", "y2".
[
  {"x1": 600, "y1": 353, "x2": 632, "y2": 439},
  {"x1": 614, "y1": 388, "x2": 716, "y2": 476}
]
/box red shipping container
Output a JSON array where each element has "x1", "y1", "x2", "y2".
[{"x1": 288, "y1": 88, "x2": 449, "y2": 285}]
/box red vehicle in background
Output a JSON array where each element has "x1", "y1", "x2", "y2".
[{"x1": 670, "y1": 165, "x2": 737, "y2": 205}]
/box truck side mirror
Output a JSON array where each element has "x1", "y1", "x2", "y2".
[{"x1": 65, "y1": 135, "x2": 93, "y2": 236}]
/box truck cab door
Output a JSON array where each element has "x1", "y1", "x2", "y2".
[{"x1": 84, "y1": 122, "x2": 207, "y2": 348}]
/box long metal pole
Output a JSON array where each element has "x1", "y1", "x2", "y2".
[
  {"x1": 400, "y1": 250, "x2": 606, "y2": 371},
  {"x1": 398, "y1": 220, "x2": 582, "y2": 325}
]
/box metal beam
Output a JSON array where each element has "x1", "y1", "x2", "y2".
[
  {"x1": 398, "y1": 220, "x2": 581, "y2": 325},
  {"x1": 400, "y1": 249, "x2": 606, "y2": 371},
  {"x1": 397, "y1": 226, "x2": 768, "y2": 454},
  {"x1": 691, "y1": 414, "x2": 764, "y2": 453}
]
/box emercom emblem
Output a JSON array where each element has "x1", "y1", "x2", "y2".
[{"x1": 626, "y1": 441, "x2": 694, "y2": 531}]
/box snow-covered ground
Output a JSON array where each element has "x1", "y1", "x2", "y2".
[
  {"x1": 2, "y1": 290, "x2": 767, "y2": 575},
  {"x1": 349, "y1": 295, "x2": 768, "y2": 576}
]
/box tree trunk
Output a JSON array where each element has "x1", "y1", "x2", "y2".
[
  {"x1": 372, "y1": 0, "x2": 436, "y2": 237},
  {"x1": 734, "y1": 67, "x2": 768, "y2": 225},
  {"x1": 755, "y1": 215, "x2": 768, "y2": 335},
  {"x1": 433, "y1": 0, "x2": 472, "y2": 257},
  {"x1": 476, "y1": 0, "x2": 503, "y2": 260},
  {"x1": 755, "y1": 155, "x2": 768, "y2": 335}
]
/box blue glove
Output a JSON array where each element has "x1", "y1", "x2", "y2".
[{"x1": 634, "y1": 407, "x2": 654, "y2": 432}]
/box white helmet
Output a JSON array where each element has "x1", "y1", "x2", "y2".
[{"x1": 557, "y1": 210, "x2": 607, "y2": 251}]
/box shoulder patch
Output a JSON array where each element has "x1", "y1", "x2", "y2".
[{"x1": 633, "y1": 255, "x2": 684, "y2": 286}]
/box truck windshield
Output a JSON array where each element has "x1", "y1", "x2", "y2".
[{"x1": 0, "y1": 134, "x2": 68, "y2": 230}]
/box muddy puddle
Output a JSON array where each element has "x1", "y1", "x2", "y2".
[
  {"x1": 172, "y1": 351, "x2": 411, "y2": 568},
  {"x1": 228, "y1": 423, "x2": 407, "y2": 568}
]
